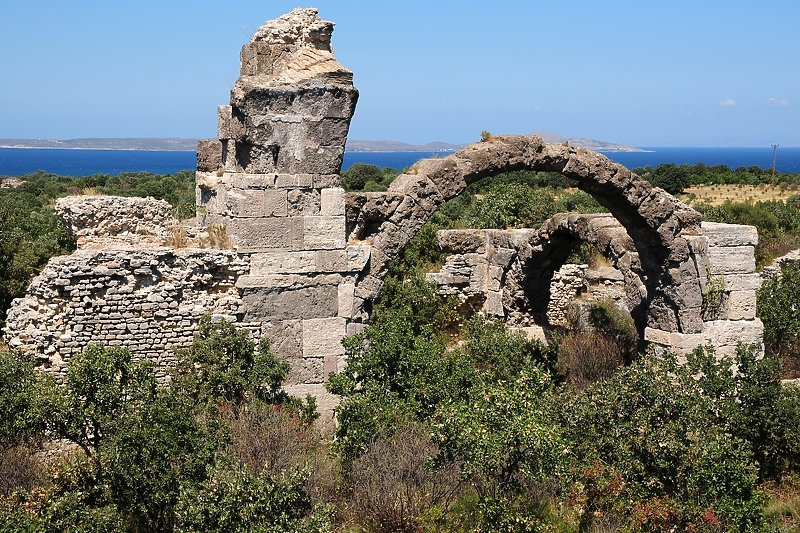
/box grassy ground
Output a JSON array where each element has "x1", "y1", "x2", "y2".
[{"x1": 681, "y1": 183, "x2": 800, "y2": 206}]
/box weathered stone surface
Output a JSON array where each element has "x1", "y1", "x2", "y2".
[
  {"x1": 249, "y1": 251, "x2": 316, "y2": 274},
  {"x1": 217, "y1": 105, "x2": 234, "y2": 139},
  {"x1": 303, "y1": 216, "x2": 346, "y2": 250},
  {"x1": 197, "y1": 139, "x2": 223, "y2": 172},
  {"x1": 302, "y1": 317, "x2": 346, "y2": 357},
  {"x1": 287, "y1": 189, "x2": 320, "y2": 216},
  {"x1": 226, "y1": 217, "x2": 294, "y2": 251},
  {"x1": 723, "y1": 273, "x2": 761, "y2": 292},
  {"x1": 321, "y1": 187, "x2": 346, "y2": 216},
  {"x1": 702, "y1": 221, "x2": 758, "y2": 247},
  {"x1": 338, "y1": 283, "x2": 355, "y2": 318},
  {"x1": 4, "y1": 249, "x2": 249, "y2": 379},
  {"x1": 708, "y1": 246, "x2": 756, "y2": 275},
  {"x1": 56, "y1": 196, "x2": 173, "y2": 248},
  {"x1": 260, "y1": 319, "x2": 303, "y2": 360},
  {"x1": 241, "y1": 284, "x2": 338, "y2": 321},
  {"x1": 722, "y1": 290, "x2": 757, "y2": 321},
  {"x1": 226, "y1": 8, "x2": 358, "y2": 176},
  {"x1": 703, "y1": 319, "x2": 764, "y2": 356}
]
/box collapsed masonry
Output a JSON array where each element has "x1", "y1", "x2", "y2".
[
  {"x1": 426, "y1": 215, "x2": 762, "y2": 358},
  {"x1": 4, "y1": 8, "x2": 763, "y2": 423}
]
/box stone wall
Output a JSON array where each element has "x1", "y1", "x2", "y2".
[
  {"x1": 5, "y1": 248, "x2": 248, "y2": 381},
  {"x1": 645, "y1": 221, "x2": 763, "y2": 358},
  {"x1": 428, "y1": 219, "x2": 763, "y2": 357},
  {"x1": 56, "y1": 195, "x2": 175, "y2": 249}
]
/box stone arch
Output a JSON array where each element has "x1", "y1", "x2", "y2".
[
  {"x1": 427, "y1": 213, "x2": 647, "y2": 338},
  {"x1": 516, "y1": 213, "x2": 647, "y2": 331},
  {"x1": 346, "y1": 134, "x2": 704, "y2": 335}
]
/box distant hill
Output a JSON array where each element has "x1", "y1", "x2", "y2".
[
  {"x1": 347, "y1": 133, "x2": 642, "y2": 153},
  {"x1": 0, "y1": 134, "x2": 642, "y2": 153},
  {"x1": 0, "y1": 138, "x2": 198, "y2": 151},
  {"x1": 530, "y1": 131, "x2": 643, "y2": 152},
  {"x1": 346, "y1": 140, "x2": 465, "y2": 152}
]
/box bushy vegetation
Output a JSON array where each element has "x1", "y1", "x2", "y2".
[
  {"x1": 4, "y1": 162, "x2": 800, "y2": 531},
  {"x1": 634, "y1": 162, "x2": 800, "y2": 194},
  {"x1": 759, "y1": 262, "x2": 800, "y2": 376},
  {"x1": 0, "y1": 318, "x2": 330, "y2": 533},
  {"x1": 0, "y1": 170, "x2": 196, "y2": 329},
  {"x1": 340, "y1": 163, "x2": 401, "y2": 192}
]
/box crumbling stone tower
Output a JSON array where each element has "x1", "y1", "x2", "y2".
[{"x1": 195, "y1": 8, "x2": 362, "y2": 415}]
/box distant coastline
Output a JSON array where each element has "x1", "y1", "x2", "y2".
[
  {"x1": 0, "y1": 138, "x2": 198, "y2": 151},
  {"x1": 0, "y1": 133, "x2": 645, "y2": 153}
]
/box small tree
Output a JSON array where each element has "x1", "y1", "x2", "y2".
[
  {"x1": 758, "y1": 262, "x2": 800, "y2": 367},
  {"x1": 173, "y1": 315, "x2": 291, "y2": 407}
]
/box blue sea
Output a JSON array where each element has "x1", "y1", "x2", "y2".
[{"x1": 1, "y1": 146, "x2": 799, "y2": 178}]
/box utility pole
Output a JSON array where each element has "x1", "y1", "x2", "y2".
[{"x1": 771, "y1": 144, "x2": 779, "y2": 186}]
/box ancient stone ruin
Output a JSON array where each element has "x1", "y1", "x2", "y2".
[{"x1": 4, "y1": 8, "x2": 763, "y2": 422}]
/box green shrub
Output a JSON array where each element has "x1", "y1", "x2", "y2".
[
  {"x1": 340, "y1": 163, "x2": 399, "y2": 192},
  {"x1": 327, "y1": 305, "x2": 474, "y2": 464},
  {"x1": 559, "y1": 345, "x2": 786, "y2": 531},
  {"x1": 175, "y1": 467, "x2": 332, "y2": 533},
  {"x1": 759, "y1": 262, "x2": 800, "y2": 368},
  {"x1": 461, "y1": 315, "x2": 557, "y2": 380},
  {"x1": 173, "y1": 315, "x2": 293, "y2": 408}
]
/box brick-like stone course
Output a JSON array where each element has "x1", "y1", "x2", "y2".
[{"x1": 5, "y1": 248, "x2": 249, "y2": 381}]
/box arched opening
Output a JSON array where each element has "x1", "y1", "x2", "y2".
[{"x1": 346, "y1": 135, "x2": 704, "y2": 341}]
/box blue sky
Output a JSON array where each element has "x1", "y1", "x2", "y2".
[{"x1": 1, "y1": 1, "x2": 798, "y2": 147}]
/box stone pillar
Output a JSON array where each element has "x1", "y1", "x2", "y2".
[
  {"x1": 195, "y1": 8, "x2": 361, "y2": 424},
  {"x1": 645, "y1": 222, "x2": 763, "y2": 357}
]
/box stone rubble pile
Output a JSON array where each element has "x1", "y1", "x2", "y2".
[{"x1": 56, "y1": 195, "x2": 175, "y2": 249}]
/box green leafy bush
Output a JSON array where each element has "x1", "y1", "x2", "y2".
[
  {"x1": 173, "y1": 315, "x2": 291, "y2": 407},
  {"x1": 175, "y1": 466, "x2": 332, "y2": 533},
  {"x1": 758, "y1": 262, "x2": 800, "y2": 369},
  {"x1": 340, "y1": 163, "x2": 399, "y2": 192},
  {"x1": 558, "y1": 345, "x2": 791, "y2": 531},
  {"x1": 0, "y1": 321, "x2": 327, "y2": 533}
]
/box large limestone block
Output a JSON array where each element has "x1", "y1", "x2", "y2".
[
  {"x1": 338, "y1": 283, "x2": 355, "y2": 318},
  {"x1": 259, "y1": 319, "x2": 303, "y2": 360},
  {"x1": 484, "y1": 290, "x2": 504, "y2": 316},
  {"x1": 708, "y1": 246, "x2": 756, "y2": 275},
  {"x1": 249, "y1": 251, "x2": 316, "y2": 274},
  {"x1": 321, "y1": 187, "x2": 346, "y2": 216},
  {"x1": 437, "y1": 230, "x2": 487, "y2": 254},
  {"x1": 197, "y1": 140, "x2": 223, "y2": 172},
  {"x1": 644, "y1": 327, "x2": 706, "y2": 354},
  {"x1": 718, "y1": 273, "x2": 761, "y2": 293},
  {"x1": 722, "y1": 290, "x2": 757, "y2": 321},
  {"x1": 702, "y1": 221, "x2": 758, "y2": 247},
  {"x1": 217, "y1": 105, "x2": 234, "y2": 139},
  {"x1": 703, "y1": 318, "x2": 764, "y2": 351},
  {"x1": 241, "y1": 284, "x2": 338, "y2": 321},
  {"x1": 225, "y1": 189, "x2": 266, "y2": 218},
  {"x1": 302, "y1": 317, "x2": 347, "y2": 358},
  {"x1": 303, "y1": 216, "x2": 346, "y2": 250},
  {"x1": 227, "y1": 217, "x2": 296, "y2": 251}
]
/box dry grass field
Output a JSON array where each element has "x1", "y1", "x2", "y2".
[{"x1": 681, "y1": 183, "x2": 800, "y2": 206}]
